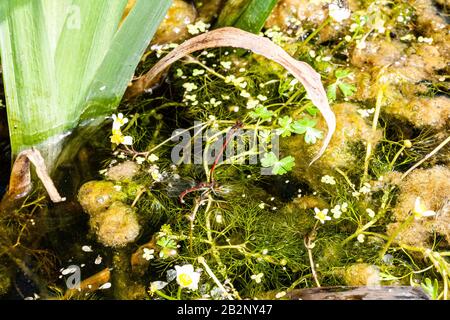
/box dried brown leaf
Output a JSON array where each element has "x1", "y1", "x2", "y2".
[
  {"x1": 126, "y1": 27, "x2": 335, "y2": 163},
  {"x1": 7, "y1": 148, "x2": 66, "y2": 203}
]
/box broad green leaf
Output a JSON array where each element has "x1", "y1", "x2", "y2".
[
  {"x1": 216, "y1": 0, "x2": 278, "y2": 34},
  {"x1": 55, "y1": 0, "x2": 128, "y2": 125},
  {"x1": 0, "y1": 0, "x2": 60, "y2": 154},
  {"x1": 82, "y1": 0, "x2": 172, "y2": 119},
  {"x1": 0, "y1": 0, "x2": 171, "y2": 165}
]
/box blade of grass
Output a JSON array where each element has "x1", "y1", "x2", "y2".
[
  {"x1": 0, "y1": 0, "x2": 59, "y2": 154},
  {"x1": 55, "y1": 0, "x2": 128, "y2": 126},
  {"x1": 216, "y1": 0, "x2": 277, "y2": 33},
  {"x1": 81, "y1": 0, "x2": 172, "y2": 119}
]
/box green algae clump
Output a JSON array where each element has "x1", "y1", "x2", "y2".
[
  {"x1": 90, "y1": 202, "x2": 140, "y2": 248},
  {"x1": 0, "y1": 265, "x2": 11, "y2": 296},
  {"x1": 342, "y1": 263, "x2": 381, "y2": 286},
  {"x1": 282, "y1": 103, "x2": 381, "y2": 187},
  {"x1": 78, "y1": 180, "x2": 127, "y2": 216},
  {"x1": 105, "y1": 161, "x2": 141, "y2": 182},
  {"x1": 387, "y1": 166, "x2": 450, "y2": 247}
]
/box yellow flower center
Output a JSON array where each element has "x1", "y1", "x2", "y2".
[{"x1": 178, "y1": 274, "x2": 193, "y2": 287}]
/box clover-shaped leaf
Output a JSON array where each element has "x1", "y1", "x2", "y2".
[
  {"x1": 249, "y1": 106, "x2": 274, "y2": 121},
  {"x1": 261, "y1": 152, "x2": 295, "y2": 175}
]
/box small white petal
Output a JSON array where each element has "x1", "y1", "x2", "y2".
[{"x1": 99, "y1": 282, "x2": 111, "y2": 290}]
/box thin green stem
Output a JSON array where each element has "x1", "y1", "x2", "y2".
[
  {"x1": 380, "y1": 215, "x2": 415, "y2": 259},
  {"x1": 154, "y1": 289, "x2": 176, "y2": 301}
]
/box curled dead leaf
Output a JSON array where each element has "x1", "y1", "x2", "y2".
[
  {"x1": 125, "y1": 27, "x2": 335, "y2": 163},
  {"x1": 5, "y1": 148, "x2": 65, "y2": 203}
]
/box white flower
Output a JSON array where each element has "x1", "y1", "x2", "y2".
[
  {"x1": 187, "y1": 21, "x2": 210, "y2": 35},
  {"x1": 341, "y1": 202, "x2": 348, "y2": 212},
  {"x1": 112, "y1": 113, "x2": 128, "y2": 130},
  {"x1": 246, "y1": 98, "x2": 259, "y2": 109},
  {"x1": 81, "y1": 245, "x2": 93, "y2": 252},
  {"x1": 143, "y1": 248, "x2": 155, "y2": 261},
  {"x1": 413, "y1": 197, "x2": 436, "y2": 220},
  {"x1": 357, "y1": 108, "x2": 375, "y2": 118},
  {"x1": 251, "y1": 273, "x2": 264, "y2": 283},
  {"x1": 356, "y1": 39, "x2": 367, "y2": 50},
  {"x1": 150, "y1": 281, "x2": 168, "y2": 293},
  {"x1": 275, "y1": 291, "x2": 286, "y2": 299},
  {"x1": 95, "y1": 255, "x2": 102, "y2": 265},
  {"x1": 357, "y1": 234, "x2": 365, "y2": 243},
  {"x1": 366, "y1": 208, "x2": 375, "y2": 218},
  {"x1": 183, "y1": 82, "x2": 198, "y2": 92},
  {"x1": 331, "y1": 205, "x2": 342, "y2": 219},
  {"x1": 240, "y1": 90, "x2": 251, "y2": 98},
  {"x1": 220, "y1": 61, "x2": 232, "y2": 69},
  {"x1": 321, "y1": 175, "x2": 336, "y2": 185},
  {"x1": 418, "y1": 36, "x2": 433, "y2": 44},
  {"x1": 122, "y1": 135, "x2": 133, "y2": 145},
  {"x1": 257, "y1": 94, "x2": 268, "y2": 101},
  {"x1": 359, "y1": 183, "x2": 371, "y2": 194},
  {"x1": 175, "y1": 264, "x2": 201, "y2": 290},
  {"x1": 329, "y1": 3, "x2": 351, "y2": 22},
  {"x1": 135, "y1": 156, "x2": 146, "y2": 165},
  {"x1": 148, "y1": 154, "x2": 159, "y2": 162},
  {"x1": 314, "y1": 208, "x2": 331, "y2": 224},
  {"x1": 262, "y1": 249, "x2": 269, "y2": 255},
  {"x1": 192, "y1": 69, "x2": 205, "y2": 76}
]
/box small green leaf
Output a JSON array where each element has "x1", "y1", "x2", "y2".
[
  {"x1": 306, "y1": 104, "x2": 319, "y2": 116},
  {"x1": 277, "y1": 116, "x2": 293, "y2": 137},
  {"x1": 291, "y1": 118, "x2": 323, "y2": 144},
  {"x1": 249, "y1": 106, "x2": 274, "y2": 121},
  {"x1": 260, "y1": 151, "x2": 278, "y2": 167},
  {"x1": 157, "y1": 237, "x2": 177, "y2": 249},
  {"x1": 291, "y1": 118, "x2": 317, "y2": 134},
  {"x1": 261, "y1": 152, "x2": 295, "y2": 175},
  {"x1": 335, "y1": 69, "x2": 352, "y2": 79},
  {"x1": 273, "y1": 156, "x2": 295, "y2": 175},
  {"x1": 304, "y1": 127, "x2": 323, "y2": 144},
  {"x1": 338, "y1": 82, "x2": 357, "y2": 98},
  {"x1": 421, "y1": 278, "x2": 439, "y2": 300},
  {"x1": 327, "y1": 83, "x2": 337, "y2": 101}
]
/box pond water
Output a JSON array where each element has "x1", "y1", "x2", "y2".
[{"x1": 0, "y1": 0, "x2": 449, "y2": 300}]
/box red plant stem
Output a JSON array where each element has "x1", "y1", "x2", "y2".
[{"x1": 209, "y1": 121, "x2": 243, "y2": 182}]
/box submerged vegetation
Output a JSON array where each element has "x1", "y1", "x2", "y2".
[{"x1": 0, "y1": 0, "x2": 449, "y2": 300}]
